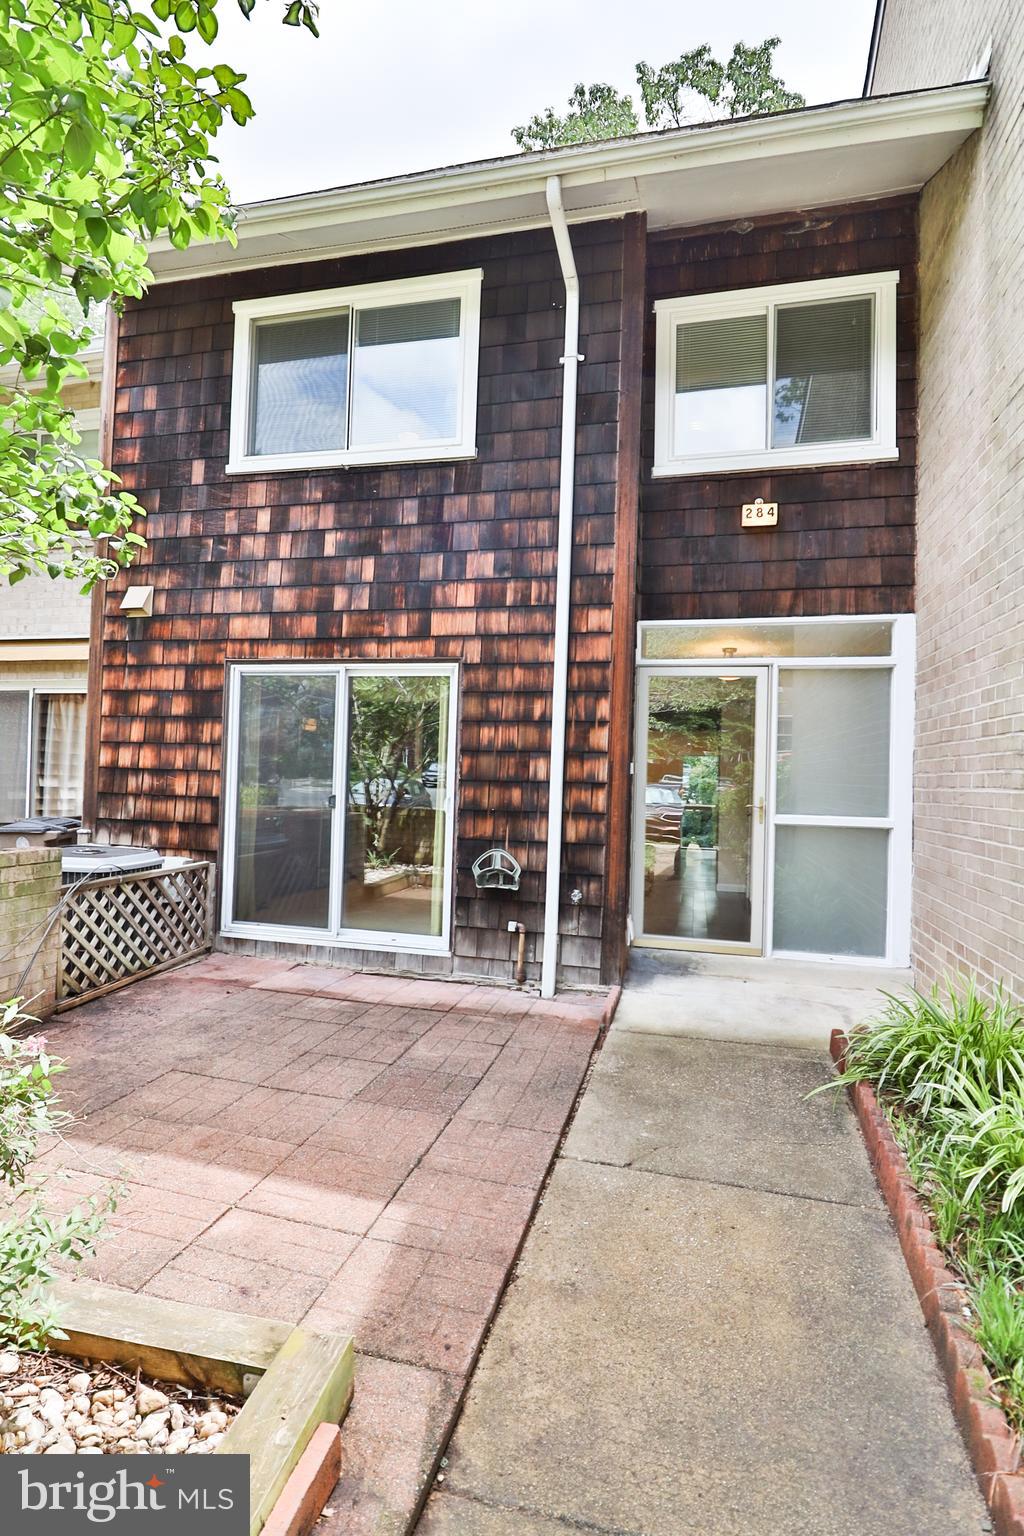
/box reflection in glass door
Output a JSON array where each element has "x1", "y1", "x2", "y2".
[
  {"x1": 637, "y1": 669, "x2": 767, "y2": 951},
  {"x1": 342, "y1": 673, "x2": 451, "y2": 939},
  {"x1": 232, "y1": 672, "x2": 337, "y2": 929}
]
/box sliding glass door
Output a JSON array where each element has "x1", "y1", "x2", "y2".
[
  {"x1": 224, "y1": 664, "x2": 456, "y2": 950},
  {"x1": 232, "y1": 672, "x2": 336, "y2": 929}
]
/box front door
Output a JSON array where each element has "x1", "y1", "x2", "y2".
[{"x1": 634, "y1": 667, "x2": 769, "y2": 953}]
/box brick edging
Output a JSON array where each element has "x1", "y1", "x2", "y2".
[
  {"x1": 830, "y1": 1029, "x2": 1024, "y2": 1535},
  {"x1": 261, "y1": 1423, "x2": 342, "y2": 1536}
]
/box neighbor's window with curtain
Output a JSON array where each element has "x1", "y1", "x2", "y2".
[
  {"x1": 654, "y1": 272, "x2": 898, "y2": 475},
  {"x1": 0, "y1": 693, "x2": 31, "y2": 821},
  {"x1": 34, "y1": 694, "x2": 86, "y2": 816},
  {"x1": 230, "y1": 270, "x2": 482, "y2": 473},
  {"x1": 0, "y1": 692, "x2": 85, "y2": 821}
]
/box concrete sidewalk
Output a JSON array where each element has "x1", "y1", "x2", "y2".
[{"x1": 418, "y1": 994, "x2": 989, "y2": 1534}]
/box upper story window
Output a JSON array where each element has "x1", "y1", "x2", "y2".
[
  {"x1": 652, "y1": 271, "x2": 899, "y2": 477},
  {"x1": 228, "y1": 269, "x2": 483, "y2": 474}
]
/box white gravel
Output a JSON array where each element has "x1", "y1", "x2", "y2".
[{"x1": 0, "y1": 1350, "x2": 241, "y2": 1454}]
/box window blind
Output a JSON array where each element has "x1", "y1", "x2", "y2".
[
  {"x1": 350, "y1": 298, "x2": 462, "y2": 448},
  {"x1": 356, "y1": 298, "x2": 460, "y2": 348},
  {"x1": 676, "y1": 313, "x2": 767, "y2": 394},
  {"x1": 251, "y1": 312, "x2": 350, "y2": 456},
  {"x1": 773, "y1": 296, "x2": 873, "y2": 446}
]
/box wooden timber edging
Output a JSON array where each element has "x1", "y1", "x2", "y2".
[
  {"x1": 51, "y1": 1276, "x2": 354, "y2": 1536},
  {"x1": 829, "y1": 1031, "x2": 1024, "y2": 1536}
]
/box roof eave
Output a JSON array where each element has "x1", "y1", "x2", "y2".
[{"x1": 147, "y1": 80, "x2": 989, "y2": 284}]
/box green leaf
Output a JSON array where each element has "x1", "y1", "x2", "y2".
[
  {"x1": 174, "y1": 1, "x2": 197, "y2": 30},
  {"x1": 196, "y1": 6, "x2": 218, "y2": 42},
  {"x1": 63, "y1": 120, "x2": 99, "y2": 175}
]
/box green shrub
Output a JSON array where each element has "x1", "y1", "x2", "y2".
[
  {"x1": 0, "y1": 998, "x2": 116, "y2": 1349},
  {"x1": 839, "y1": 976, "x2": 1024, "y2": 1116},
  {"x1": 970, "y1": 1272, "x2": 1024, "y2": 1431},
  {"x1": 935, "y1": 1065, "x2": 1024, "y2": 1215},
  {"x1": 832, "y1": 975, "x2": 1024, "y2": 1429}
]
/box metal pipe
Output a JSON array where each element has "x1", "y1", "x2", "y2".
[
  {"x1": 508, "y1": 920, "x2": 527, "y2": 986},
  {"x1": 540, "y1": 175, "x2": 582, "y2": 1000}
]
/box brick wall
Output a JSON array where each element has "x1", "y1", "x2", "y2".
[
  {"x1": 872, "y1": 4, "x2": 1024, "y2": 994},
  {"x1": 0, "y1": 576, "x2": 91, "y2": 642},
  {"x1": 0, "y1": 849, "x2": 62, "y2": 1019},
  {"x1": 0, "y1": 379, "x2": 99, "y2": 644}
]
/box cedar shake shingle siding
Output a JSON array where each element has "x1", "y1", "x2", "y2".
[
  {"x1": 94, "y1": 195, "x2": 919, "y2": 986},
  {"x1": 639, "y1": 198, "x2": 918, "y2": 621},
  {"x1": 97, "y1": 218, "x2": 639, "y2": 987}
]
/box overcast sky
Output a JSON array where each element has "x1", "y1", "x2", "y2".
[{"x1": 206, "y1": 0, "x2": 878, "y2": 204}]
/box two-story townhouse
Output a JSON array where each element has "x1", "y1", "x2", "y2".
[{"x1": 84, "y1": 81, "x2": 987, "y2": 995}]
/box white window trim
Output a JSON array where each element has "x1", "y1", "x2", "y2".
[
  {"x1": 220, "y1": 661, "x2": 459, "y2": 957},
  {"x1": 227, "y1": 269, "x2": 483, "y2": 475},
  {"x1": 652, "y1": 271, "x2": 899, "y2": 478},
  {"x1": 0, "y1": 685, "x2": 88, "y2": 820}
]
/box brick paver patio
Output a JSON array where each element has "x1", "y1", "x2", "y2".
[{"x1": 35, "y1": 956, "x2": 610, "y2": 1532}]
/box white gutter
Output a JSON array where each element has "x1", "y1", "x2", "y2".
[{"x1": 540, "y1": 175, "x2": 581, "y2": 1000}]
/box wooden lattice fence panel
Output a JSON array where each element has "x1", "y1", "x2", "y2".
[{"x1": 58, "y1": 861, "x2": 213, "y2": 1008}]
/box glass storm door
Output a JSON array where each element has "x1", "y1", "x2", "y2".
[{"x1": 635, "y1": 667, "x2": 769, "y2": 952}]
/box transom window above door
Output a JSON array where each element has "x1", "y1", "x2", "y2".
[
  {"x1": 227, "y1": 269, "x2": 482, "y2": 474},
  {"x1": 652, "y1": 271, "x2": 899, "y2": 476}
]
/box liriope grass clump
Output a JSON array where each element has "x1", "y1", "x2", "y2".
[{"x1": 832, "y1": 976, "x2": 1024, "y2": 1430}]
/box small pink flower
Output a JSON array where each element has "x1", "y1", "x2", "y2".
[{"x1": 21, "y1": 1035, "x2": 47, "y2": 1057}]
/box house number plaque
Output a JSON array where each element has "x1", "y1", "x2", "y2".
[{"x1": 741, "y1": 497, "x2": 778, "y2": 527}]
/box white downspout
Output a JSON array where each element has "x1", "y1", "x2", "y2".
[{"x1": 540, "y1": 175, "x2": 582, "y2": 999}]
